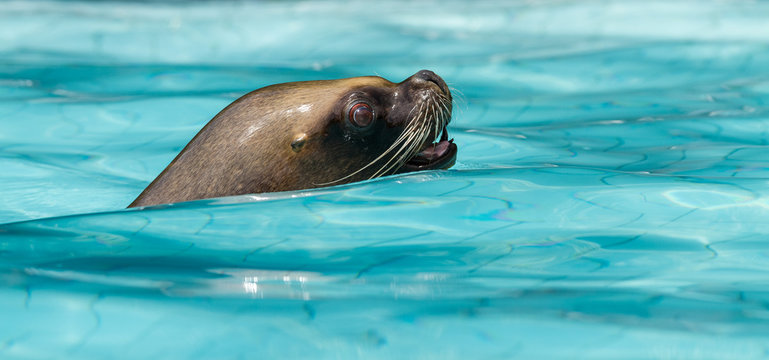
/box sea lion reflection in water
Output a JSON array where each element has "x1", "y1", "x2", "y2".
[{"x1": 129, "y1": 70, "x2": 457, "y2": 207}]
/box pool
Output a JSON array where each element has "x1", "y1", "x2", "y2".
[{"x1": 2, "y1": 0, "x2": 769, "y2": 358}]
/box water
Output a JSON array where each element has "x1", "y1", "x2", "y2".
[{"x1": 2, "y1": 1, "x2": 769, "y2": 358}]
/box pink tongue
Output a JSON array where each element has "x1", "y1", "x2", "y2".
[{"x1": 416, "y1": 141, "x2": 450, "y2": 160}]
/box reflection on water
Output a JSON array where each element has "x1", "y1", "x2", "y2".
[{"x1": 1, "y1": 0, "x2": 769, "y2": 358}]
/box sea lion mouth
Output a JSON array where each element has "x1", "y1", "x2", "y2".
[{"x1": 397, "y1": 125, "x2": 457, "y2": 173}]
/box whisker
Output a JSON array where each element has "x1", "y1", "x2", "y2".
[
  {"x1": 317, "y1": 102, "x2": 423, "y2": 185},
  {"x1": 372, "y1": 131, "x2": 420, "y2": 178},
  {"x1": 370, "y1": 105, "x2": 428, "y2": 178},
  {"x1": 448, "y1": 86, "x2": 466, "y2": 109},
  {"x1": 316, "y1": 88, "x2": 453, "y2": 186}
]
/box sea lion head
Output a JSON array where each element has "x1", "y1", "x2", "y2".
[{"x1": 129, "y1": 70, "x2": 457, "y2": 207}]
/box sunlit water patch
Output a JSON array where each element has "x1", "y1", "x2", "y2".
[{"x1": 1, "y1": 1, "x2": 769, "y2": 359}]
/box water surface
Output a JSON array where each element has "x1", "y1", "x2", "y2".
[{"x1": 1, "y1": 1, "x2": 769, "y2": 359}]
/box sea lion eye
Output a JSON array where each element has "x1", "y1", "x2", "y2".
[{"x1": 348, "y1": 103, "x2": 374, "y2": 127}]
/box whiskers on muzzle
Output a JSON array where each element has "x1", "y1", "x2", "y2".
[{"x1": 317, "y1": 92, "x2": 452, "y2": 186}]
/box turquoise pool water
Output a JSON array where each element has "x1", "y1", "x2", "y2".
[{"x1": 2, "y1": 1, "x2": 769, "y2": 358}]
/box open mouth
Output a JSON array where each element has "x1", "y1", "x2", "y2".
[{"x1": 397, "y1": 125, "x2": 458, "y2": 173}]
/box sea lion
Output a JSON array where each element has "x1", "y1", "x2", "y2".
[{"x1": 129, "y1": 70, "x2": 457, "y2": 207}]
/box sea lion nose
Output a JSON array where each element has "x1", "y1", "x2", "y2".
[{"x1": 412, "y1": 69, "x2": 450, "y2": 97}]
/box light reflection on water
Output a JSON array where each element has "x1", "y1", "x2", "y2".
[{"x1": 1, "y1": 0, "x2": 769, "y2": 359}]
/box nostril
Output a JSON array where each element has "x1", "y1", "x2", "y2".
[
  {"x1": 415, "y1": 70, "x2": 439, "y2": 87},
  {"x1": 415, "y1": 69, "x2": 438, "y2": 81},
  {"x1": 413, "y1": 69, "x2": 449, "y2": 96}
]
